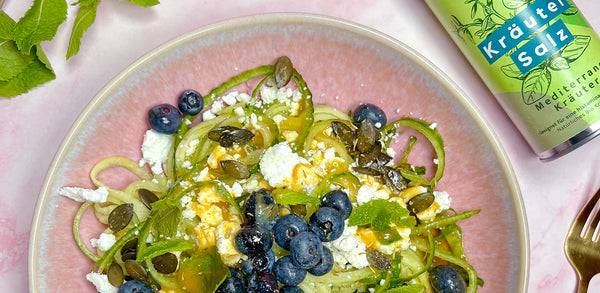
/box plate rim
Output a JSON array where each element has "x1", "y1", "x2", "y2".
[{"x1": 28, "y1": 12, "x2": 529, "y2": 292}]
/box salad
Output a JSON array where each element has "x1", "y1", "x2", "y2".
[{"x1": 61, "y1": 56, "x2": 482, "y2": 293}]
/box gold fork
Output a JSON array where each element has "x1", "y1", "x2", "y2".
[{"x1": 565, "y1": 188, "x2": 600, "y2": 293}]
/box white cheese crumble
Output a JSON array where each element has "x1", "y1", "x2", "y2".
[
  {"x1": 138, "y1": 129, "x2": 174, "y2": 174},
  {"x1": 90, "y1": 233, "x2": 116, "y2": 251},
  {"x1": 356, "y1": 184, "x2": 390, "y2": 206},
  {"x1": 433, "y1": 191, "x2": 452, "y2": 210},
  {"x1": 59, "y1": 186, "x2": 109, "y2": 203},
  {"x1": 323, "y1": 220, "x2": 369, "y2": 269},
  {"x1": 186, "y1": 139, "x2": 200, "y2": 156},
  {"x1": 86, "y1": 272, "x2": 118, "y2": 293},
  {"x1": 259, "y1": 142, "x2": 309, "y2": 187}
]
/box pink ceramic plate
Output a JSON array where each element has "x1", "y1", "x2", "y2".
[{"x1": 29, "y1": 13, "x2": 528, "y2": 293}]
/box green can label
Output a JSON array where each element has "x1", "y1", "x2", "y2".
[{"x1": 425, "y1": 0, "x2": 600, "y2": 157}]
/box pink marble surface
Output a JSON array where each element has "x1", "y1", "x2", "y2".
[{"x1": 1, "y1": 0, "x2": 600, "y2": 292}]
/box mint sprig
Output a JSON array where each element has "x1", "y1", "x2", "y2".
[
  {"x1": 348, "y1": 199, "x2": 416, "y2": 231},
  {"x1": 0, "y1": 0, "x2": 159, "y2": 98}
]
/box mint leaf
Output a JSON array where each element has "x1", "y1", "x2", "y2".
[
  {"x1": 348, "y1": 199, "x2": 415, "y2": 231},
  {"x1": 0, "y1": 47, "x2": 55, "y2": 98},
  {"x1": 272, "y1": 188, "x2": 320, "y2": 205},
  {"x1": 0, "y1": 39, "x2": 36, "y2": 81},
  {"x1": 66, "y1": 1, "x2": 99, "y2": 59},
  {"x1": 178, "y1": 246, "x2": 230, "y2": 292},
  {"x1": 0, "y1": 11, "x2": 16, "y2": 40},
  {"x1": 137, "y1": 239, "x2": 194, "y2": 261},
  {"x1": 125, "y1": 0, "x2": 160, "y2": 7},
  {"x1": 151, "y1": 201, "x2": 181, "y2": 239},
  {"x1": 13, "y1": 0, "x2": 68, "y2": 54}
]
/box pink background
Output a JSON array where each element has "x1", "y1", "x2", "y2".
[{"x1": 2, "y1": 0, "x2": 600, "y2": 292}]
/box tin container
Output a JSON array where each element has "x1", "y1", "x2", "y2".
[{"x1": 425, "y1": 0, "x2": 600, "y2": 160}]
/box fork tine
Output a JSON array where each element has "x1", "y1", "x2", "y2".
[
  {"x1": 585, "y1": 204, "x2": 600, "y2": 241},
  {"x1": 571, "y1": 188, "x2": 600, "y2": 237}
]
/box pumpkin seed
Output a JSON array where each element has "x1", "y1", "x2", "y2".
[
  {"x1": 356, "y1": 120, "x2": 380, "y2": 153},
  {"x1": 124, "y1": 260, "x2": 148, "y2": 282},
  {"x1": 107, "y1": 263, "x2": 124, "y2": 287},
  {"x1": 331, "y1": 121, "x2": 356, "y2": 150},
  {"x1": 152, "y1": 252, "x2": 178, "y2": 274},
  {"x1": 208, "y1": 125, "x2": 239, "y2": 142},
  {"x1": 366, "y1": 249, "x2": 392, "y2": 270},
  {"x1": 219, "y1": 128, "x2": 255, "y2": 147},
  {"x1": 274, "y1": 56, "x2": 293, "y2": 88},
  {"x1": 121, "y1": 249, "x2": 137, "y2": 262},
  {"x1": 138, "y1": 189, "x2": 159, "y2": 210},
  {"x1": 108, "y1": 203, "x2": 134, "y2": 232},
  {"x1": 352, "y1": 165, "x2": 382, "y2": 176},
  {"x1": 407, "y1": 192, "x2": 435, "y2": 214},
  {"x1": 221, "y1": 160, "x2": 250, "y2": 179},
  {"x1": 380, "y1": 166, "x2": 407, "y2": 193}
]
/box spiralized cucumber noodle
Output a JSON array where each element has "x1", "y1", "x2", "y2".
[{"x1": 68, "y1": 56, "x2": 482, "y2": 293}]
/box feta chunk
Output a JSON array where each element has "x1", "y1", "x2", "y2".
[
  {"x1": 86, "y1": 272, "x2": 118, "y2": 293},
  {"x1": 323, "y1": 220, "x2": 369, "y2": 269},
  {"x1": 138, "y1": 129, "x2": 174, "y2": 174},
  {"x1": 59, "y1": 186, "x2": 109, "y2": 203},
  {"x1": 259, "y1": 142, "x2": 309, "y2": 187},
  {"x1": 90, "y1": 233, "x2": 116, "y2": 251},
  {"x1": 356, "y1": 184, "x2": 390, "y2": 206}
]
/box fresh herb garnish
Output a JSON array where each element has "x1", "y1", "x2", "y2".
[
  {"x1": 348, "y1": 199, "x2": 416, "y2": 231},
  {"x1": 0, "y1": 0, "x2": 159, "y2": 98}
]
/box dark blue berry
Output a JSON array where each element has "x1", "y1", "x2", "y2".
[
  {"x1": 243, "y1": 189, "x2": 279, "y2": 230},
  {"x1": 248, "y1": 272, "x2": 279, "y2": 293},
  {"x1": 309, "y1": 207, "x2": 344, "y2": 242},
  {"x1": 178, "y1": 89, "x2": 204, "y2": 116},
  {"x1": 321, "y1": 190, "x2": 353, "y2": 219},
  {"x1": 216, "y1": 269, "x2": 246, "y2": 293},
  {"x1": 117, "y1": 280, "x2": 153, "y2": 293},
  {"x1": 235, "y1": 225, "x2": 273, "y2": 256},
  {"x1": 352, "y1": 103, "x2": 387, "y2": 130},
  {"x1": 148, "y1": 104, "x2": 182, "y2": 134},
  {"x1": 308, "y1": 246, "x2": 333, "y2": 276},
  {"x1": 289, "y1": 231, "x2": 323, "y2": 269},
  {"x1": 430, "y1": 265, "x2": 467, "y2": 293},
  {"x1": 273, "y1": 256, "x2": 307, "y2": 286},
  {"x1": 281, "y1": 286, "x2": 304, "y2": 293},
  {"x1": 243, "y1": 250, "x2": 276, "y2": 274},
  {"x1": 273, "y1": 214, "x2": 309, "y2": 250}
]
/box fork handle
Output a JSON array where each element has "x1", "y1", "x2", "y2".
[{"x1": 576, "y1": 277, "x2": 589, "y2": 293}]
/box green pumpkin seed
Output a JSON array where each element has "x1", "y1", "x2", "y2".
[
  {"x1": 407, "y1": 192, "x2": 435, "y2": 214},
  {"x1": 107, "y1": 263, "x2": 124, "y2": 287},
  {"x1": 331, "y1": 121, "x2": 356, "y2": 150},
  {"x1": 381, "y1": 166, "x2": 407, "y2": 193},
  {"x1": 274, "y1": 56, "x2": 293, "y2": 88},
  {"x1": 208, "y1": 125, "x2": 239, "y2": 142},
  {"x1": 366, "y1": 249, "x2": 392, "y2": 270},
  {"x1": 356, "y1": 120, "x2": 380, "y2": 153},
  {"x1": 219, "y1": 129, "x2": 255, "y2": 147},
  {"x1": 138, "y1": 189, "x2": 159, "y2": 210},
  {"x1": 221, "y1": 160, "x2": 251, "y2": 179},
  {"x1": 152, "y1": 252, "x2": 178, "y2": 274},
  {"x1": 124, "y1": 260, "x2": 148, "y2": 282},
  {"x1": 108, "y1": 203, "x2": 134, "y2": 232}
]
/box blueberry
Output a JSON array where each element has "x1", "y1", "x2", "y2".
[
  {"x1": 273, "y1": 255, "x2": 307, "y2": 286},
  {"x1": 235, "y1": 225, "x2": 273, "y2": 256},
  {"x1": 178, "y1": 89, "x2": 204, "y2": 116},
  {"x1": 117, "y1": 280, "x2": 152, "y2": 293},
  {"x1": 352, "y1": 103, "x2": 387, "y2": 130},
  {"x1": 430, "y1": 265, "x2": 467, "y2": 293},
  {"x1": 244, "y1": 189, "x2": 279, "y2": 230},
  {"x1": 308, "y1": 246, "x2": 333, "y2": 276},
  {"x1": 281, "y1": 286, "x2": 304, "y2": 293},
  {"x1": 309, "y1": 207, "x2": 344, "y2": 242},
  {"x1": 273, "y1": 214, "x2": 309, "y2": 250},
  {"x1": 289, "y1": 231, "x2": 323, "y2": 269},
  {"x1": 248, "y1": 272, "x2": 279, "y2": 293},
  {"x1": 321, "y1": 190, "x2": 353, "y2": 219},
  {"x1": 148, "y1": 104, "x2": 183, "y2": 134},
  {"x1": 216, "y1": 269, "x2": 246, "y2": 293},
  {"x1": 243, "y1": 250, "x2": 276, "y2": 274}
]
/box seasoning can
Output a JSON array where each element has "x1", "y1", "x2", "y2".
[{"x1": 425, "y1": 0, "x2": 600, "y2": 160}]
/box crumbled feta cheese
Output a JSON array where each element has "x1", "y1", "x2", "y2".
[
  {"x1": 221, "y1": 92, "x2": 238, "y2": 105},
  {"x1": 186, "y1": 139, "x2": 200, "y2": 156},
  {"x1": 202, "y1": 111, "x2": 217, "y2": 121},
  {"x1": 230, "y1": 182, "x2": 244, "y2": 198},
  {"x1": 259, "y1": 142, "x2": 309, "y2": 187},
  {"x1": 234, "y1": 107, "x2": 245, "y2": 116},
  {"x1": 356, "y1": 184, "x2": 390, "y2": 206},
  {"x1": 193, "y1": 167, "x2": 211, "y2": 182},
  {"x1": 182, "y1": 160, "x2": 192, "y2": 169},
  {"x1": 211, "y1": 100, "x2": 224, "y2": 114},
  {"x1": 433, "y1": 191, "x2": 451, "y2": 210},
  {"x1": 138, "y1": 129, "x2": 174, "y2": 174},
  {"x1": 237, "y1": 93, "x2": 251, "y2": 103},
  {"x1": 273, "y1": 114, "x2": 285, "y2": 125},
  {"x1": 323, "y1": 220, "x2": 369, "y2": 269},
  {"x1": 90, "y1": 233, "x2": 116, "y2": 251},
  {"x1": 86, "y1": 272, "x2": 118, "y2": 293},
  {"x1": 59, "y1": 186, "x2": 109, "y2": 203},
  {"x1": 282, "y1": 131, "x2": 298, "y2": 142},
  {"x1": 216, "y1": 221, "x2": 243, "y2": 266},
  {"x1": 429, "y1": 122, "x2": 438, "y2": 130}
]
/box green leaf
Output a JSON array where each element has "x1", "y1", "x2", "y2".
[
  {"x1": 137, "y1": 239, "x2": 194, "y2": 261},
  {"x1": 549, "y1": 55, "x2": 570, "y2": 71},
  {"x1": 0, "y1": 11, "x2": 16, "y2": 40},
  {"x1": 348, "y1": 199, "x2": 415, "y2": 231},
  {"x1": 522, "y1": 67, "x2": 551, "y2": 105},
  {"x1": 35, "y1": 44, "x2": 53, "y2": 71},
  {"x1": 13, "y1": 0, "x2": 68, "y2": 54},
  {"x1": 502, "y1": 0, "x2": 527, "y2": 9},
  {"x1": 0, "y1": 51, "x2": 55, "y2": 98},
  {"x1": 272, "y1": 188, "x2": 320, "y2": 205},
  {"x1": 125, "y1": 0, "x2": 160, "y2": 7},
  {"x1": 561, "y1": 35, "x2": 590, "y2": 62},
  {"x1": 178, "y1": 246, "x2": 230, "y2": 292},
  {"x1": 501, "y1": 63, "x2": 525, "y2": 80},
  {"x1": 67, "y1": 1, "x2": 99, "y2": 59},
  {"x1": 0, "y1": 39, "x2": 36, "y2": 81},
  {"x1": 151, "y1": 201, "x2": 181, "y2": 239}
]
